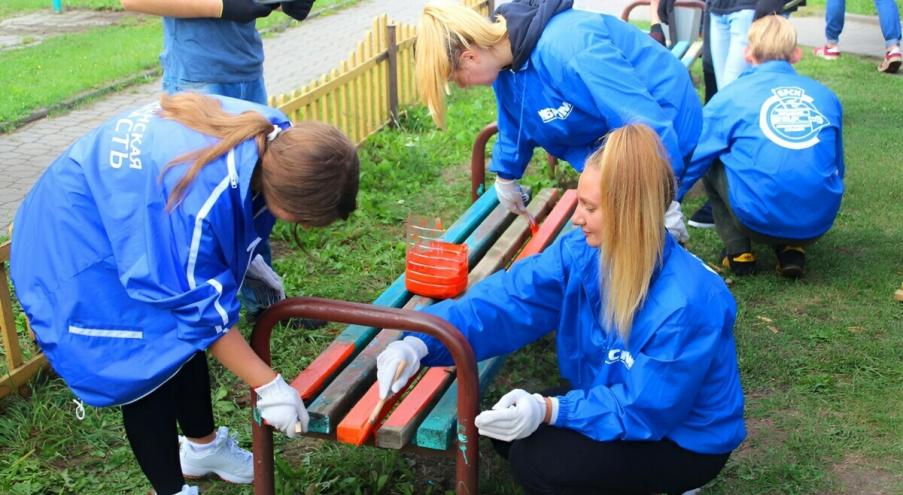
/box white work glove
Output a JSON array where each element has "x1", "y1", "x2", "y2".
[
  {"x1": 494, "y1": 177, "x2": 529, "y2": 215},
  {"x1": 665, "y1": 200, "x2": 690, "y2": 244},
  {"x1": 474, "y1": 389, "x2": 546, "y2": 442},
  {"x1": 255, "y1": 374, "x2": 308, "y2": 438},
  {"x1": 245, "y1": 254, "x2": 286, "y2": 306},
  {"x1": 376, "y1": 336, "x2": 428, "y2": 399}
]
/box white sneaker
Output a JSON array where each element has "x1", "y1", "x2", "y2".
[
  {"x1": 179, "y1": 426, "x2": 253, "y2": 484},
  {"x1": 150, "y1": 485, "x2": 198, "y2": 495}
]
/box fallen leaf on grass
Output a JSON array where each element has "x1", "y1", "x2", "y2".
[
  {"x1": 847, "y1": 326, "x2": 865, "y2": 334},
  {"x1": 756, "y1": 315, "x2": 774, "y2": 324},
  {"x1": 768, "y1": 325, "x2": 780, "y2": 334}
]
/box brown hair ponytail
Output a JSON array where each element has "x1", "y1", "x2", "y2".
[{"x1": 158, "y1": 93, "x2": 359, "y2": 227}]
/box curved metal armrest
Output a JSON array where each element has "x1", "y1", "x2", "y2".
[
  {"x1": 621, "y1": 0, "x2": 652, "y2": 22},
  {"x1": 249, "y1": 297, "x2": 480, "y2": 494},
  {"x1": 470, "y1": 122, "x2": 499, "y2": 203},
  {"x1": 621, "y1": 0, "x2": 706, "y2": 22}
]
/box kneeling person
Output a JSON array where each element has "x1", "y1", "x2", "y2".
[
  {"x1": 681, "y1": 15, "x2": 844, "y2": 277},
  {"x1": 377, "y1": 124, "x2": 745, "y2": 495}
]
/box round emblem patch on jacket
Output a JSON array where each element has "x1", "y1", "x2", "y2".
[{"x1": 759, "y1": 87, "x2": 829, "y2": 150}]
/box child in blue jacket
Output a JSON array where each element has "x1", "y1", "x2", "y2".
[
  {"x1": 11, "y1": 93, "x2": 359, "y2": 495},
  {"x1": 682, "y1": 15, "x2": 844, "y2": 277},
  {"x1": 417, "y1": 0, "x2": 702, "y2": 242},
  {"x1": 377, "y1": 124, "x2": 745, "y2": 494}
]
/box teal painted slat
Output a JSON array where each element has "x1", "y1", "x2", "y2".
[
  {"x1": 414, "y1": 356, "x2": 507, "y2": 451},
  {"x1": 670, "y1": 40, "x2": 690, "y2": 60}
]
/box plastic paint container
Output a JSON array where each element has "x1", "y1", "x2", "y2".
[{"x1": 405, "y1": 218, "x2": 468, "y2": 299}]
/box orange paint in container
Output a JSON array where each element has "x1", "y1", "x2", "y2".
[{"x1": 405, "y1": 217, "x2": 468, "y2": 299}]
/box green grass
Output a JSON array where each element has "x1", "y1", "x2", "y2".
[
  {"x1": 0, "y1": 0, "x2": 120, "y2": 19},
  {"x1": 802, "y1": 0, "x2": 903, "y2": 16},
  {"x1": 2, "y1": 54, "x2": 902, "y2": 494},
  {"x1": 0, "y1": 0, "x2": 358, "y2": 129}
]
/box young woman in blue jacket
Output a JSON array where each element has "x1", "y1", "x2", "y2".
[
  {"x1": 10, "y1": 93, "x2": 359, "y2": 495},
  {"x1": 376, "y1": 124, "x2": 746, "y2": 494},
  {"x1": 417, "y1": 0, "x2": 702, "y2": 242}
]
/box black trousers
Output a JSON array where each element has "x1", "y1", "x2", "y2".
[
  {"x1": 490, "y1": 388, "x2": 730, "y2": 495},
  {"x1": 121, "y1": 352, "x2": 215, "y2": 495}
]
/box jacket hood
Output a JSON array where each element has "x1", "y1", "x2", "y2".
[{"x1": 494, "y1": 0, "x2": 573, "y2": 70}]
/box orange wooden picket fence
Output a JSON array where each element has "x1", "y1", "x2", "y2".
[
  {"x1": 269, "y1": 0, "x2": 494, "y2": 143},
  {"x1": 0, "y1": 240, "x2": 46, "y2": 400}
]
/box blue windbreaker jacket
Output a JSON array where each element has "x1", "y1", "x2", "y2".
[
  {"x1": 10, "y1": 96, "x2": 288, "y2": 407},
  {"x1": 412, "y1": 230, "x2": 746, "y2": 455},
  {"x1": 681, "y1": 61, "x2": 844, "y2": 239},
  {"x1": 491, "y1": 9, "x2": 703, "y2": 197}
]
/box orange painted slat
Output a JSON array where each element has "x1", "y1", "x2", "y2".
[
  {"x1": 516, "y1": 189, "x2": 577, "y2": 260},
  {"x1": 335, "y1": 374, "x2": 415, "y2": 446},
  {"x1": 291, "y1": 341, "x2": 356, "y2": 400}
]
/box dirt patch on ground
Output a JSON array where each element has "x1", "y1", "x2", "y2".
[
  {"x1": 0, "y1": 9, "x2": 144, "y2": 51},
  {"x1": 830, "y1": 452, "x2": 902, "y2": 495}
]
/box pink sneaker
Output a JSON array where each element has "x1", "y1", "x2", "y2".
[
  {"x1": 879, "y1": 47, "x2": 901, "y2": 73},
  {"x1": 813, "y1": 45, "x2": 840, "y2": 60}
]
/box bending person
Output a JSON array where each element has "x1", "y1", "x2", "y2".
[
  {"x1": 417, "y1": 0, "x2": 702, "y2": 242},
  {"x1": 377, "y1": 124, "x2": 745, "y2": 495},
  {"x1": 11, "y1": 93, "x2": 359, "y2": 495}
]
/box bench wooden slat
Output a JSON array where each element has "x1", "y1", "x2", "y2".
[
  {"x1": 670, "y1": 40, "x2": 690, "y2": 61},
  {"x1": 291, "y1": 189, "x2": 500, "y2": 402},
  {"x1": 375, "y1": 367, "x2": 455, "y2": 449},
  {"x1": 415, "y1": 356, "x2": 507, "y2": 451},
  {"x1": 681, "y1": 40, "x2": 704, "y2": 69},
  {"x1": 308, "y1": 199, "x2": 513, "y2": 434},
  {"x1": 335, "y1": 365, "x2": 421, "y2": 445},
  {"x1": 374, "y1": 189, "x2": 561, "y2": 449},
  {"x1": 413, "y1": 190, "x2": 577, "y2": 451}
]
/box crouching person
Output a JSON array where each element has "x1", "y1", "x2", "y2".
[
  {"x1": 10, "y1": 93, "x2": 360, "y2": 495},
  {"x1": 376, "y1": 124, "x2": 745, "y2": 495},
  {"x1": 680, "y1": 15, "x2": 845, "y2": 277}
]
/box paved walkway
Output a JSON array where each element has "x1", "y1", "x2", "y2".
[
  {"x1": 0, "y1": 0, "x2": 425, "y2": 229},
  {"x1": 0, "y1": 1, "x2": 895, "y2": 229}
]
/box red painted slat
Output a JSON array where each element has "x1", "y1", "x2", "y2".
[{"x1": 291, "y1": 341, "x2": 356, "y2": 400}]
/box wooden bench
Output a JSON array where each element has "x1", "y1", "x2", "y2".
[
  {"x1": 621, "y1": 0, "x2": 706, "y2": 70},
  {"x1": 250, "y1": 130, "x2": 578, "y2": 495}
]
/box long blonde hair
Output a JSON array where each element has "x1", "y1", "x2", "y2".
[
  {"x1": 158, "y1": 93, "x2": 359, "y2": 228},
  {"x1": 417, "y1": 1, "x2": 507, "y2": 128},
  {"x1": 587, "y1": 124, "x2": 675, "y2": 340}
]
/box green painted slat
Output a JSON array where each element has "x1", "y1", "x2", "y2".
[{"x1": 414, "y1": 356, "x2": 506, "y2": 450}]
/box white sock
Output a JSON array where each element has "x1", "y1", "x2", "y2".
[{"x1": 186, "y1": 435, "x2": 218, "y2": 452}]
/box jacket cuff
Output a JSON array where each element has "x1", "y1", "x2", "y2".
[{"x1": 554, "y1": 394, "x2": 575, "y2": 427}]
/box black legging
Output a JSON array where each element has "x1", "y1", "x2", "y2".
[
  {"x1": 121, "y1": 352, "x2": 215, "y2": 495},
  {"x1": 490, "y1": 388, "x2": 731, "y2": 495}
]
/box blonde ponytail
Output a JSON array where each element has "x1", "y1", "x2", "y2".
[
  {"x1": 417, "y1": 1, "x2": 507, "y2": 128},
  {"x1": 587, "y1": 124, "x2": 675, "y2": 340}
]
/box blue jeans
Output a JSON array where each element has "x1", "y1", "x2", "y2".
[
  {"x1": 825, "y1": 0, "x2": 902, "y2": 47},
  {"x1": 162, "y1": 77, "x2": 269, "y2": 105},
  {"x1": 709, "y1": 9, "x2": 756, "y2": 90}
]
